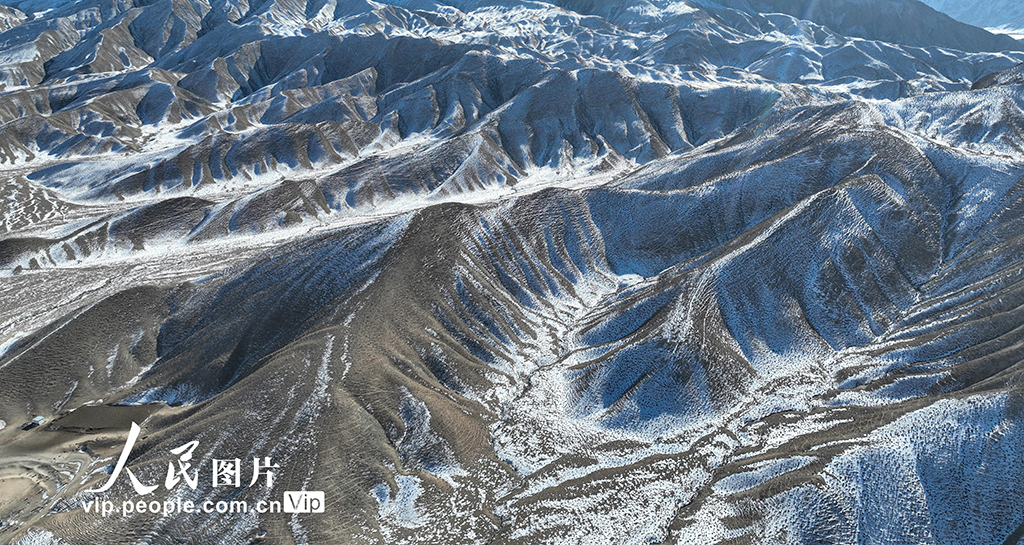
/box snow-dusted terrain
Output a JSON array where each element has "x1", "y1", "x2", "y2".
[
  {"x1": 0, "y1": 0, "x2": 1023, "y2": 543},
  {"x1": 920, "y1": 0, "x2": 1024, "y2": 39}
]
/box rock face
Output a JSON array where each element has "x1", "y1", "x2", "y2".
[{"x1": 0, "y1": 0, "x2": 1023, "y2": 544}]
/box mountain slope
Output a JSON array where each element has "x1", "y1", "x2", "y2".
[
  {"x1": 919, "y1": 0, "x2": 1024, "y2": 36},
  {"x1": 1, "y1": 1, "x2": 1024, "y2": 544},
  {"x1": 709, "y1": 0, "x2": 1024, "y2": 53}
]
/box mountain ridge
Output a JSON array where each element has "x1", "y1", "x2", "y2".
[{"x1": 1, "y1": 0, "x2": 1023, "y2": 544}]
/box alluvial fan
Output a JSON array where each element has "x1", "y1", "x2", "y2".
[{"x1": 1, "y1": 0, "x2": 1023, "y2": 543}]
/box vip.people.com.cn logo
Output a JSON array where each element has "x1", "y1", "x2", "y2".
[{"x1": 81, "y1": 422, "x2": 325, "y2": 516}]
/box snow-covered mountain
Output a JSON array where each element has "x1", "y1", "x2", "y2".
[
  {"x1": 1, "y1": 0, "x2": 1023, "y2": 544},
  {"x1": 919, "y1": 0, "x2": 1024, "y2": 38}
]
